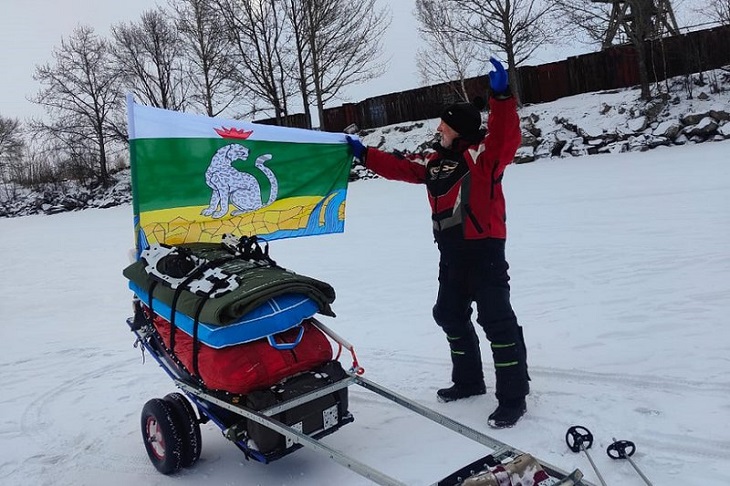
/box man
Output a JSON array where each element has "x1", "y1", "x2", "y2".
[{"x1": 346, "y1": 58, "x2": 529, "y2": 428}]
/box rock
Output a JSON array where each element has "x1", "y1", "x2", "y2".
[
  {"x1": 521, "y1": 130, "x2": 539, "y2": 147},
  {"x1": 643, "y1": 99, "x2": 666, "y2": 121},
  {"x1": 647, "y1": 137, "x2": 672, "y2": 149},
  {"x1": 534, "y1": 140, "x2": 553, "y2": 159},
  {"x1": 600, "y1": 141, "x2": 629, "y2": 154},
  {"x1": 709, "y1": 108, "x2": 730, "y2": 122},
  {"x1": 653, "y1": 120, "x2": 682, "y2": 138},
  {"x1": 550, "y1": 139, "x2": 567, "y2": 157},
  {"x1": 579, "y1": 124, "x2": 605, "y2": 139},
  {"x1": 681, "y1": 111, "x2": 710, "y2": 126},
  {"x1": 628, "y1": 134, "x2": 650, "y2": 152},
  {"x1": 685, "y1": 117, "x2": 719, "y2": 137},
  {"x1": 515, "y1": 146, "x2": 536, "y2": 164},
  {"x1": 627, "y1": 116, "x2": 648, "y2": 132},
  {"x1": 719, "y1": 122, "x2": 730, "y2": 137},
  {"x1": 394, "y1": 122, "x2": 424, "y2": 133}
]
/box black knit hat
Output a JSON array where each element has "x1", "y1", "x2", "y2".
[{"x1": 440, "y1": 97, "x2": 486, "y2": 139}]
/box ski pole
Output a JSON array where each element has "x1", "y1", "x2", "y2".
[
  {"x1": 565, "y1": 426, "x2": 608, "y2": 486},
  {"x1": 607, "y1": 438, "x2": 653, "y2": 486}
]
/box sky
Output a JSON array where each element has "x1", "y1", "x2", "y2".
[
  {"x1": 0, "y1": 0, "x2": 711, "y2": 123},
  {"x1": 0, "y1": 82, "x2": 729, "y2": 485},
  {"x1": 0, "y1": 0, "x2": 615, "y2": 123},
  {"x1": 0, "y1": 0, "x2": 428, "y2": 121}
]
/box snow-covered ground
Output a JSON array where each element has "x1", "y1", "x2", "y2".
[{"x1": 1, "y1": 131, "x2": 729, "y2": 485}]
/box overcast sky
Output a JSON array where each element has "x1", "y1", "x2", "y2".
[
  {"x1": 1, "y1": 0, "x2": 422, "y2": 121},
  {"x1": 0, "y1": 0, "x2": 708, "y2": 123}
]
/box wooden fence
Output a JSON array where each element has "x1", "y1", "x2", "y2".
[{"x1": 319, "y1": 24, "x2": 730, "y2": 132}]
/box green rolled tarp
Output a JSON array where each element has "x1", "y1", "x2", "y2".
[{"x1": 123, "y1": 243, "x2": 336, "y2": 326}]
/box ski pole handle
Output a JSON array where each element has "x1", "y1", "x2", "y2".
[
  {"x1": 566, "y1": 426, "x2": 607, "y2": 486},
  {"x1": 565, "y1": 425, "x2": 594, "y2": 453},
  {"x1": 608, "y1": 438, "x2": 653, "y2": 486},
  {"x1": 607, "y1": 439, "x2": 636, "y2": 459}
]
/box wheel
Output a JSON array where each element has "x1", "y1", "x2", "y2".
[
  {"x1": 140, "y1": 398, "x2": 184, "y2": 474},
  {"x1": 164, "y1": 393, "x2": 202, "y2": 467}
]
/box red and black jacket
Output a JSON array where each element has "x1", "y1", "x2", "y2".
[{"x1": 364, "y1": 96, "x2": 521, "y2": 241}]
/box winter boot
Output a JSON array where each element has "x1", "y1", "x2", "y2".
[
  {"x1": 437, "y1": 383, "x2": 486, "y2": 402},
  {"x1": 487, "y1": 398, "x2": 526, "y2": 428}
]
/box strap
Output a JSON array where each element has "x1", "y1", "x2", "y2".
[
  {"x1": 267, "y1": 325, "x2": 305, "y2": 350},
  {"x1": 222, "y1": 234, "x2": 278, "y2": 267},
  {"x1": 190, "y1": 270, "x2": 236, "y2": 377},
  {"x1": 191, "y1": 297, "x2": 207, "y2": 378},
  {"x1": 167, "y1": 256, "x2": 232, "y2": 352},
  {"x1": 146, "y1": 281, "x2": 158, "y2": 324}
]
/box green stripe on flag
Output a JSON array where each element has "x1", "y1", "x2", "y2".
[{"x1": 131, "y1": 138, "x2": 350, "y2": 213}]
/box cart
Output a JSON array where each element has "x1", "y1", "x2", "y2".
[{"x1": 128, "y1": 302, "x2": 593, "y2": 486}]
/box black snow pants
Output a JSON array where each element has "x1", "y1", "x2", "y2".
[{"x1": 432, "y1": 236, "x2": 529, "y2": 401}]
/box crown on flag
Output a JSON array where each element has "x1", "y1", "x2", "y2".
[{"x1": 214, "y1": 127, "x2": 254, "y2": 139}]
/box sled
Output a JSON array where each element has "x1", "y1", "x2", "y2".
[{"x1": 127, "y1": 304, "x2": 594, "y2": 486}]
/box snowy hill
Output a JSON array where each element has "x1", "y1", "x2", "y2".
[
  {"x1": 2, "y1": 69, "x2": 730, "y2": 218},
  {"x1": 357, "y1": 69, "x2": 730, "y2": 162}
]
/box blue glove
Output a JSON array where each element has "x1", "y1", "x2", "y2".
[
  {"x1": 346, "y1": 136, "x2": 367, "y2": 163},
  {"x1": 488, "y1": 57, "x2": 509, "y2": 95}
]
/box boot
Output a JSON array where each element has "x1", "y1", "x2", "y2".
[
  {"x1": 487, "y1": 397, "x2": 526, "y2": 428},
  {"x1": 437, "y1": 382, "x2": 486, "y2": 402}
]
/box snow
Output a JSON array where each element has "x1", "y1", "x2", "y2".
[{"x1": 2, "y1": 95, "x2": 730, "y2": 486}]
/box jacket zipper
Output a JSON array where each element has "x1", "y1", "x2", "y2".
[
  {"x1": 433, "y1": 161, "x2": 445, "y2": 232},
  {"x1": 490, "y1": 162, "x2": 498, "y2": 199},
  {"x1": 464, "y1": 204, "x2": 484, "y2": 233}
]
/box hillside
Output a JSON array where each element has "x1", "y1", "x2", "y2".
[{"x1": 2, "y1": 69, "x2": 729, "y2": 218}]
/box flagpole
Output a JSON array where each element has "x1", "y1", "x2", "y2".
[{"x1": 126, "y1": 93, "x2": 143, "y2": 260}]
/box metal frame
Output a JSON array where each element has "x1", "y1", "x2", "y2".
[
  {"x1": 130, "y1": 314, "x2": 594, "y2": 486},
  {"x1": 175, "y1": 374, "x2": 594, "y2": 486}
]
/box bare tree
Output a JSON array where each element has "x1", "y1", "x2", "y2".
[
  {"x1": 446, "y1": 0, "x2": 556, "y2": 102},
  {"x1": 0, "y1": 116, "x2": 24, "y2": 177},
  {"x1": 169, "y1": 0, "x2": 243, "y2": 117},
  {"x1": 414, "y1": 0, "x2": 481, "y2": 101},
  {"x1": 551, "y1": 1, "x2": 612, "y2": 45},
  {"x1": 283, "y1": 0, "x2": 315, "y2": 128},
  {"x1": 112, "y1": 8, "x2": 189, "y2": 111},
  {"x1": 709, "y1": 0, "x2": 730, "y2": 24},
  {"x1": 553, "y1": 0, "x2": 682, "y2": 100},
  {"x1": 0, "y1": 115, "x2": 25, "y2": 200},
  {"x1": 31, "y1": 26, "x2": 123, "y2": 186},
  {"x1": 215, "y1": 0, "x2": 296, "y2": 123},
  {"x1": 299, "y1": 0, "x2": 390, "y2": 127}
]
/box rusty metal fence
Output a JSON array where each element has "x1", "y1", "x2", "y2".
[{"x1": 319, "y1": 24, "x2": 730, "y2": 132}]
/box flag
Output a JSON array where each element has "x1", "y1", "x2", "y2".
[{"x1": 127, "y1": 96, "x2": 352, "y2": 250}]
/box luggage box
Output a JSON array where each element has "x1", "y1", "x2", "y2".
[{"x1": 245, "y1": 360, "x2": 351, "y2": 455}]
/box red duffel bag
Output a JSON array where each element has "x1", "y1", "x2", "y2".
[{"x1": 152, "y1": 314, "x2": 334, "y2": 394}]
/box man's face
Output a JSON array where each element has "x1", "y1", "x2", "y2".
[{"x1": 437, "y1": 120, "x2": 459, "y2": 148}]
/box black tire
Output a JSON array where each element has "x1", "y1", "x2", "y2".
[
  {"x1": 163, "y1": 392, "x2": 202, "y2": 468},
  {"x1": 141, "y1": 398, "x2": 184, "y2": 475}
]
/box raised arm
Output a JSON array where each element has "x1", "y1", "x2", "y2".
[
  {"x1": 347, "y1": 136, "x2": 428, "y2": 184},
  {"x1": 477, "y1": 58, "x2": 521, "y2": 171}
]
